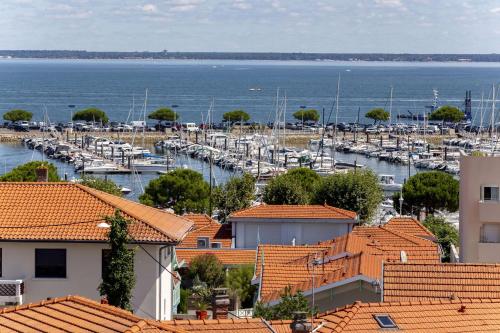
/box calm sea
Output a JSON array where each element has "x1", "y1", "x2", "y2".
[
  {"x1": 0, "y1": 59, "x2": 498, "y2": 199},
  {"x1": 1, "y1": 59, "x2": 499, "y2": 124}
]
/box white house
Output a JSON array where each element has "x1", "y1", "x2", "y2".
[
  {"x1": 0, "y1": 181, "x2": 193, "y2": 320},
  {"x1": 228, "y1": 204, "x2": 357, "y2": 248},
  {"x1": 460, "y1": 155, "x2": 500, "y2": 263}
]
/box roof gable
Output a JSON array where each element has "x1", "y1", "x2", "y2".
[
  {"x1": 230, "y1": 204, "x2": 357, "y2": 220},
  {"x1": 178, "y1": 214, "x2": 232, "y2": 248},
  {"x1": 0, "y1": 182, "x2": 193, "y2": 244}
]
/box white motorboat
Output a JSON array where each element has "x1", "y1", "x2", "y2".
[
  {"x1": 78, "y1": 160, "x2": 119, "y2": 173},
  {"x1": 379, "y1": 174, "x2": 403, "y2": 192}
]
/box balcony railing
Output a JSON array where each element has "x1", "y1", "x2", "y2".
[{"x1": 0, "y1": 280, "x2": 24, "y2": 306}]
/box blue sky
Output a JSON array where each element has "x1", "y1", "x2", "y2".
[{"x1": 1, "y1": 0, "x2": 500, "y2": 53}]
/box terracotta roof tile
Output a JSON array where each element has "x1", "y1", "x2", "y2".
[
  {"x1": 163, "y1": 318, "x2": 274, "y2": 332},
  {"x1": 230, "y1": 204, "x2": 357, "y2": 220},
  {"x1": 0, "y1": 182, "x2": 193, "y2": 244},
  {"x1": 0, "y1": 295, "x2": 186, "y2": 333},
  {"x1": 384, "y1": 217, "x2": 436, "y2": 240},
  {"x1": 175, "y1": 248, "x2": 256, "y2": 266},
  {"x1": 383, "y1": 262, "x2": 500, "y2": 302},
  {"x1": 179, "y1": 214, "x2": 232, "y2": 248},
  {"x1": 257, "y1": 225, "x2": 440, "y2": 303},
  {"x1": 315, "y1": 299, "x2": 500, "y2": 332}
]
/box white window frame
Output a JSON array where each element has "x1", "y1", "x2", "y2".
[
  {"x1": 211, "y1": 242, "x2": 222, "y2": 249},
  {"x1": 481, "y1": 185, "x2": 500, "y2": 202},
  {"x1": 197, "y1": 237, "x2": 210, "y2": 249}
]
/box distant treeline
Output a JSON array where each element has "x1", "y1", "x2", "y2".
[{"x1": 1, "y1": 50, "x2": 500, "y2": 62}]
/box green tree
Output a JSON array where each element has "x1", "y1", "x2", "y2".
[
  {"x1": 148, "y1": 108, "x2": 179, "y2": 122},
  {"x1": 313, "y1": 169, "x2": 382, "y2": 222},
  {"x1": 293, "y1": 109, "x2": 320, "y2": 123},
  {"x1": 178, "y1": 288, "x2": 190, "y2": 314},
  {"x1": 365, "y1": 108, "x2": 389, "y2": 124},
  {"x1": 213, "y1": 173, "x2": 255, "y2": 222},
  {"x1": 3, "y1": 109, "x2": 33, "y2": 122},
  {"x1": 99, "y1": 211, "x2": 136, "y2": 311},
  {"x1": 429, "y1": 105, "x2": 464, "y2": 123},
  {"x1": 80, "y1": 176, "x2": 122, "y2": 196},
  {"x1": 72, "y1": 108, "x2": 109, "y2": 124},
  {"x1": 140, "y1": 169, "x2": 210, "y2": 214},
  {"x1": 0, "y1": 161, "x2": 59, "y2": 182},
  {"x1": 226, "y1": 264, "x2": 257, "y2": 309},
  {"x1": 423, "y1": 215, "x2": 459, "y2": 262},
  {"x1": 190, "y1": 253, "x2": 225, "y2": 289},
  {"x1": 223, "y1": 110, "x2": 250, "y2": 123},
  {"x1": 263, "y1": 168, "x2": 321, "y2": 204},
  {"x1": 253, "y1": 287, "x2": 312, "y2": 320},
  {"x1": 394, "y1": 171, "x2": 459, "y2": 214}
]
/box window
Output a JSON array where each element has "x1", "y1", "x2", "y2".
[
  {"x1": 197, "y1": 237, "x2": 209, "y2": 249},
  {"x1": 482, "y1": 186, "x2": 500, "y2": 201},
  {"x1": 102, "y1": 249, "x2": 111, "y2": 279},
  {"x1": 35, "y1": 249, "x2": 66, "y2": 278},
  {"x1": 374, "y1": 314, "x2": 397, "y2": 329},
  {"x1": 481, "y1": 224, "x2": 500, "y2": 243},
  {"x1": 211, "y1": 242, "x2": 222, "y2": 249}
]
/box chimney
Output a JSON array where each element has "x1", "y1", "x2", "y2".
[
  {"x1": 290, "y1": 312, "x2": 312, "y2": 333},
  {"x1": 101, "y1": 297, "x2": 109, "y2": 305},
  {"x1": 211, "y1": 288, "x2": 230, "y2": 319},
  {"x1": 35, "y1": 166, "x2": 49, "y2": 182}
]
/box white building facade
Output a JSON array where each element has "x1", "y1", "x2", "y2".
[
  {"x1": 229, "y1": 205, "x2": 357, "y2": 248},
  {"x1": 0, "y1": 182, "x2": 193, "y2": 320}
]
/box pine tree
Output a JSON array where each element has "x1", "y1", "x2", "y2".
[{"x1": 99, "y1": 211, "x2": 136, "y2": 311}]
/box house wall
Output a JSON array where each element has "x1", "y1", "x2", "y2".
[
  {"x1": 308, "y1": 280, "x2": 380, "y2": 312},
  {"x1": 233, "y1": 220, "x2": 353, "y2": 248},
  {"x1": 0, "y1": 242, "x2": 174, "y2": 320},
  {"x1": 460, "y1": 156, "x2": 500, "y2": 263}
]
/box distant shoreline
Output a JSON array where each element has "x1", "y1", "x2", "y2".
[{"x1": 1, "y1": 50, "x2": 500, "y2": 63}]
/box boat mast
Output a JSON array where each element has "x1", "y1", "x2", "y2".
[
  {"x1": 389, "y1": 86, "x2": 393, "y2": 133},
  {"x1": 332, "y1": 74, "x2": 340, "y2": 169},
  {"x1": 491, "y1": 84, "x2": 496, "y2": 140}
]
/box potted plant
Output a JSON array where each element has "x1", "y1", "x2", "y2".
[
  {"x1": 192, "y1": 278, "x2": 211, "y2": 320},
  {"x1": 195, "y1": 300, "x2": 209, "y2": 320}
]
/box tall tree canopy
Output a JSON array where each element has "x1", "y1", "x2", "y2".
[
  {"x1": 263, "y1": 168, "x2": 321, "y2": 205},
  {"x1": 223, "y1": 110, "x2": 250, "y2": 123},
  {"x1": 226, "y1": 264, "x2": 257, "y2": 309},
  {"x1": 293, "y1": 109, "x2": 320, "y2": 123},
  {"x1": 99, "y1": 211, "x2": 136, "y2": 311},
  {"x1": 365, "y1": 108, "x2": 389, "y2": 124},
  {"x1": 429, "y1": 105, "x2": 464, "y2": 123},
  {"x1": 80, "y1": 176, "x2": 123, "y2": 196},
  {"x1": 139, "y1": 168, "x2": 210, "y2": 214},
  {"x1": 213, "y1": 173, "x2": 255, "y2": 222},
  {"x1": 423, "y1": 215, "x2": 459, "y2": 262},
  {"x1": 72, "y1": 108, "x2": 109, "y2": 124},
  {"x1": 0, "y1": 161, "x2": 59, "y2": 182},
  {"x1": 313, "y1": 169, "x2": 382, "y2": 222},
  {"x1": 148, "y1": 107, "x2": 179, "y2": 121},
  {"x1": 3, "y1": 109, "x2": 33, "y2": 122},
  {"x1": 254, "y1": 287, "x2": 313, "y2": 320},
  {"x1": 394, "y1": 171, "x2": 459, "y2": 214},
  {"x1": 190, "y1": 253, "x2": 225, "y2": 289}
]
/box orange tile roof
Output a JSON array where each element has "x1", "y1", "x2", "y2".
[
  {"x1": 0, "y1": 182, "x2": 193, "y2": 244},
  {"x1": 384, "y1": 216, "x2": 436, "y2": 240},
  {"x1": 175, "y1": 248, "x2": 256, "y2": 266},
  {"x1": 315, "y1": 299, "x2": 500, "y2": 332},
  {"x1": 230, "y1": 204, "x2": 357, "y2": 220},
  {"x1": 383, "y1": 262, "x2": 500, "y2": 302},
  {"x1": 260, "y1": 252, "x2": 383, "y2": 303},
  {"x1": 163, "y1": 318, "x2": 274, "y2": 332},
  {"x1": 0, "y1": 295, "x2": 186, "y2": 333},
  {"x1": 257, "y1": 225, "x2": 440, "y2": 303},
  {"x1": 179, "y1": 214, "x2": 232, "y2": 248}
]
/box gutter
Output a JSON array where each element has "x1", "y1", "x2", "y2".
[{"x1": 158, "y1": 244, "x2": 169, "y2": 320}]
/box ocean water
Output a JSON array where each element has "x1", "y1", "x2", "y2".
[
  {"x1": 0, "y1": 59, "x2": 498, "y2": 199},
  {"x1": 1, "y1": 59, "x2": 499, "y2": 125}
]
